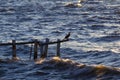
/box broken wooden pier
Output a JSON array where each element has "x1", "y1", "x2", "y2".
[{"x1": 0, "y1": 38, "x2": 69, "y2": 60}]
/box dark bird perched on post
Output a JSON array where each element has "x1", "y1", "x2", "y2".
[{"x1": 63, "y1": 32, "x2": 71, "y2": 40}]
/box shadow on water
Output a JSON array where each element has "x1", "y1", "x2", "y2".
[
  {"x1": 90, "y1": 32, "x2": 120, "y2": 42},
  {"x1": 95, "y1": 35, "x2": 120, "y2": 42}
]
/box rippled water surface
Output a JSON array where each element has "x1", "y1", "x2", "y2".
[{"x1": 0, "y1": 0, "x2": 120, "y2": 80}]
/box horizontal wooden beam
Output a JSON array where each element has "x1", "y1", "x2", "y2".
[
  {"x1": 0, "y1": 41, "x2": 34, "y2": 46},
  {"x1": 40, "y1": 39, "x2": 69, "y2": 45},
  {"x1": 0, "y1": 39, "x2": 69, "y2": 46}
]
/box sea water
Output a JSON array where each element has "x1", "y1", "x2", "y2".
[{"x1": 0, "y1": 0, "x2": 120, "y2": 80}]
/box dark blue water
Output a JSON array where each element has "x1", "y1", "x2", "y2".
[{"x1": 0, "y1": 0, "x2": 120, "y2": 80}]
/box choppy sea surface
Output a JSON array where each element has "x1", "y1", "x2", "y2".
[{"x1": 0, "y1": 0, "x2": 120, "y2": 80}]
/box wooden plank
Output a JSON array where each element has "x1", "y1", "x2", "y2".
[
  {"x1": 33, "y1": 40, "x2": 38, "y2": 60},
  {"x1": 38, "y1": 41, "x2": 44, "y2": 58},
  {"x1": 0, "y1": 41, "x2": 34, "y2": 46},
  {"x1": 29, "y1": 44, "x2": 33, "y2": 60},
  {"x1": 41, "y1": 39, "x2": 68, "y2": 45},
  {"x1": 43, "y1": 38, "x2": 49, "y2": 58},
  {"x1": 12, "y1": 40, "x2": 17, "y2": 58},
  {"x1": 0, "y1": 39, "x2": 68, "y2": 46},
  {"x1": 56, "y1": 39, "x2": 61, "y2": 57},
  {"x1": 40, "y1": 44, "x2": 44, "y2": 58}
]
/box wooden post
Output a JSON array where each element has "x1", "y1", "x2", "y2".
[
  {"x1": 43, "y1": 38, "x2": 49, "y2": 58},
  {"x1": 12, "y1": 40, "x2": 17, "y2": 59},
  {"x1": 56, "y1": 39, "x2": 61, "y2": 57},
  {"x1": 40, "y1": 43, "x2": 44, "y2": 58},
  {"x1": 29, "y1": 44, "x2": 33, "y2": 60},
  {"x1": 37, "y1": 41, "x2": 44, "y2": 58},
  {"x1": 34, "y1": 39, "x2": 38, "y2": 60}
]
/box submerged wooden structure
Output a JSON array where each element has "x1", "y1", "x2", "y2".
[{"x1": 0, "y1": 38, "x2": 69, "y2": 60}]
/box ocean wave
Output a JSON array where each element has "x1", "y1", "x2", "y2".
[
  {"x1": 36, "y1": 57, "x2": 120, "y2": 79},
  {"x1": 0, "y1": 56, "x2": 120, "y2": 80},
  {"x1": 93, "y1": 35, "x2": 120, "y2": 42}
]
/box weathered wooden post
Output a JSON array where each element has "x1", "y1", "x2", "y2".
[
  {"x1": 29, "y1": 44, "x2": 33, "y2": 60},
  {"x1": 56, "y1": 39, "x2": 61, "y2": 57},
  {"x1": 34, "y1": 39, "x2": 38, "y2": 60},
  {"x1": 40, "y1": 42, "x2": 44, "y2": 58},
  {"x1": 12, "y1": 40, "x2": 19, "y2": 60},
  {"x1": 43, "y1": 38, "x2": 49, "y2": 58},
  {"x1": 12, "y1": 40, "x2": 16, "y2": 59}
]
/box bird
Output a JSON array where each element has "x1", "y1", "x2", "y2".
[{"x1": 63, "y1": 32, "x2": 71, "y2": 40}]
